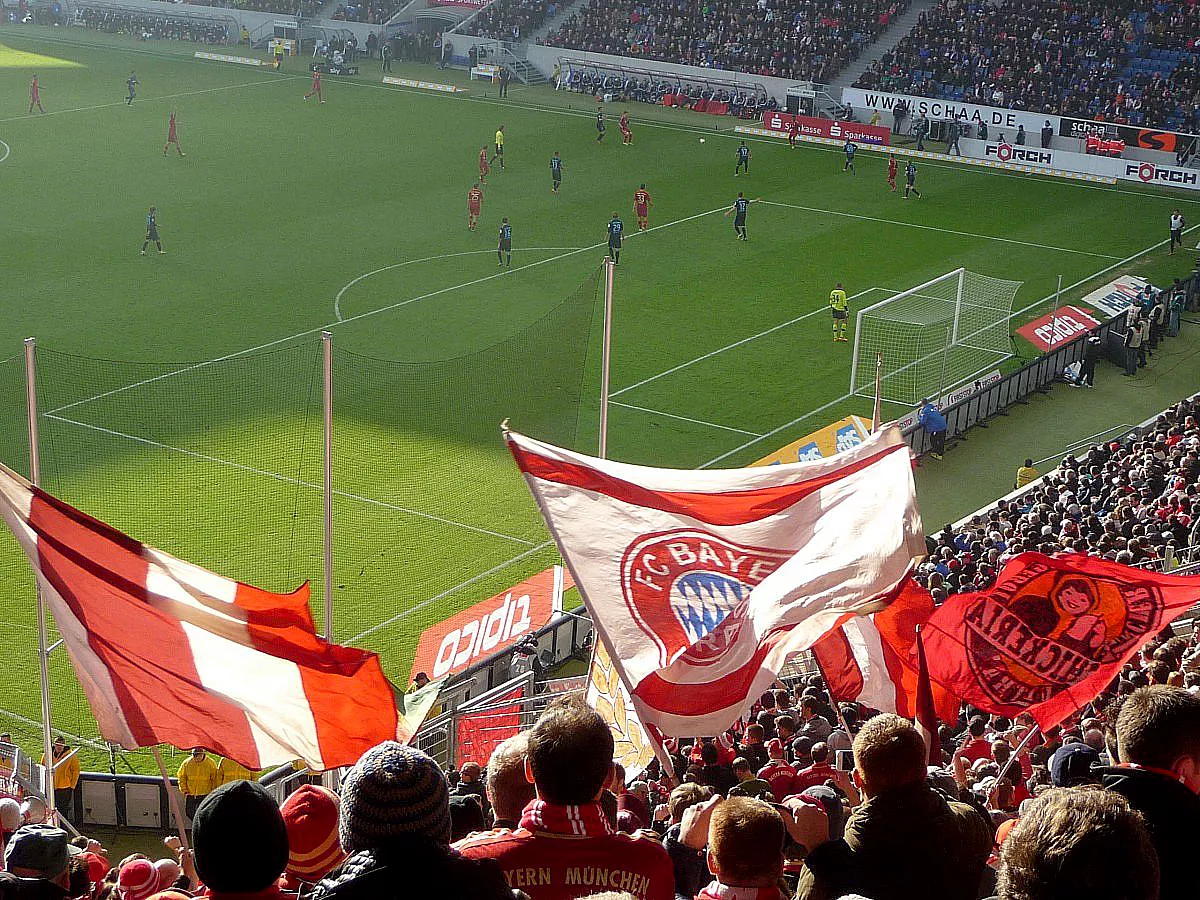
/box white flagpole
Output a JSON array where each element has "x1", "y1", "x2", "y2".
[
  {"x1": 151, "y1": 746, "x2": 192, "y2": 856},
  {"x1": 1048, "y1": 275, "x2": 1063, "y2": 349},
  {"x1": 25, "y1": 338, "x2": 57, "y2": 823},
  {"x1": 321, "y1": 331, "x2": 334, "y2": 641},
  {"x1": 598, "y1": 258, "x2": 614, "y2": 459}
]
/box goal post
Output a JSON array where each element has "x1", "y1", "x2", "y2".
[{"x1": 850, "y1": 268, "x2": 1022, "y2": 406}]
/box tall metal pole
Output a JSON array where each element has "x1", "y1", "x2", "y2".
[
  {"x1": 1048, "y1": 274, "x2": 1064, "y2": 351},
  {"x1": 321, "y1": 332, "x2": 334, "y2": 642},
  {"x1": 937, "y1": 325, "x2": 951, "y2": 405},
  {"x1": 25, "y1": 338, "x2": 56, "y2": 822},
  {"x1": 598, "y1": 258, "x2": 614, "y2": 459}
]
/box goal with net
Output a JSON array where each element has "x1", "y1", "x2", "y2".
[{"x1": 849, "y1": 268, "x2": 1022, "y2": 406}]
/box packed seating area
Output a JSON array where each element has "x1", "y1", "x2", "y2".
[
  {"x1": 193, "y1": 0, "x2": 319, "y2": 16},
  {"x1": 556, "y1": 63, "x2": 780, "y2": 116},
  {"x1": 463, "y1": 0, "x2": 558, "y2": 41},
  {"x1": 72, "y1": 7, "x2": 229, "y2": 43},
  {"x1": 854, "y1": 0, "x2": 1200, "y2": 133},
  {"x1": 328, "y1": 0, "x2": 392, "y2": 25},
  {"x1": 542, "y1": 0, "x2": 911, "y2": 85}
]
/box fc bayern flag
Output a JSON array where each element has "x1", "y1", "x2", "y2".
[
  {"x1": 812, "y1": 578, "x2": 958, "y2": 722},
  {"x1": 506, "y1": 426, "x2": 924, "y2": 736},
  {"x1": 923, "y1": 552, "x2": 1200, "y2": 729},
  {"x1": 0, "y1": 461, "x2": 400, "y2": 770}
]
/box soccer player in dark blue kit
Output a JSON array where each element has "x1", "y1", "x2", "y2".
[
  {"x1": 550, "y1": 151, "x2": 563, "y2": 193},
  {"x1": 141, "y1": 206, "x2": 165, "y2": 255},
  {"x1": 734, "y1": 140, "x2": 751, "y2": 176},
  {"x1": 607, "y1": 212, "x2": 624, "y2": 264},
  {"x1": 725, "y1": 192, "x2": 750, "y2": 240},
  {"x1": 497, "y1": 217, "x2": 512, "y2": 266},
  {"x1": 904, "y1": 161, "x2": 922, "y2": 199},
  {"x1": 126, "y1": 71, "x2": 139, "y2": 105},
  {"x1": 843, "y1": 139, "x2": 856, "y2": 173},
  {"x1": 596, "y1": 106, "x2": 606, "y2": 143}
]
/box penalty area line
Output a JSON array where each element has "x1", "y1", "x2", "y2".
[{"x1": 609, "y1": 401, "x2": 764, "y2": 436}]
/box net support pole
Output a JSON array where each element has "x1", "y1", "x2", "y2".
[
  {"x1": 599, "y1": 257, "x2": 614, "y2": 459},
  {"x1": 1048, "y1": 275, "x2": 1063, "y2": 348},
  {"x1": 321, "y1": 331, "x2": 334, "y2": 642},
  {"x1": 872, "y1": 352, "x2": 883, "y2": 431},
  {"x1": 25, "y1": 338, "x2": 57, "y2": 822},
  {"x1": 951, "y1": 267, "x2": 965, "y2": 344},
  {"x1": 937, "y1": 325, "x2": 951, "y2": 404}
]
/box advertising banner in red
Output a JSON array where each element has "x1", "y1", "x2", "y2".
[
  {"x1": 1016, "y1": 306, "x2": 1103, "y2": 352},
  {"x1": 409, "y1": 567, "x2": 571, "y2": 683},
  {"x1": 456, "y1": 687, "x2": 523, "y2": 766},
  {"x1": 761, "y1": 111, "x2": 891, "y2": 145}
]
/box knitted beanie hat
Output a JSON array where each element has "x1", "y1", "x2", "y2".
[
  {"x1": 280, "y1": 785, "x2": 346, "y2": 881},
  {"x1": 192, "y1": 780, "x2": 289, "y2": 892},
  {"x1": 339, "y1": 742, "x2": 451, "y2": 852},
  {"x1": 118, "y1": 859, "x2": 158, "y2": 900}
]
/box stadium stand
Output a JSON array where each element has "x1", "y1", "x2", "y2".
[
  {"x1": 542, "y1": 0, "x2": 912, "y2": 85},
  {"x1": 328, "y1": 0, "x2": 392, "y2": 24},
  {"x1": 462, "y1": 0, "x2": 558, "y2": 41},
  {"x1": 73, "y1": 7, "x2": 229, "y2": 43},
  {"x1": 203, "y1": 0, "x2": 320, "y2": 16},
  {"x1": 854, "y1": 0, "x2": 1200, "y2": 133}
]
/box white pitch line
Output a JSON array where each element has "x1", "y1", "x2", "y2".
[
  {"x1": 612, "y1": 287, "x2": 882, "y2": 398},
  {"x1": 760, "y1": 200, "x2": 1124, "y2": 260},
  {"x1": 699, "y1": 222, "x2": 1200, "y2": 469},
  {"x1": 333, "y1": 247, "x2": 586, "y2": 321},
  {"x1": 0, "y1": 140, "x2": 9, "y2": 164},
  {"x1": 350, "y1": 539, "x2": 555, "y2": 642},
  {"x1": 47, "y1": 414, "x2": 537, "y2": 546},
  {"x1": 0, "y1": 78, "x2": 285, "y2": 124},
  {"x1": 610, "y1": 400, "x2": 764, "y2": 436},
  {"x1": 48, "y1": 204, "x2": 732, "y2": 417}
]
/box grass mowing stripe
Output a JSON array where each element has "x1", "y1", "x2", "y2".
[
  {"x1": 612, "y1": 287, "x2": 882, "y2": 398},
  {"x1": 47, "y1": 414, "x2": 538, "y2": 546},
  {"x1": 760, "y1": 200, "x2": 1124, "y2": 259},
  {"x1": 48, "y1": 205, "x2": 732, "y2": 417},
  {"x1": 609, "y1": 401, "x2": 764, "y2": 436}
]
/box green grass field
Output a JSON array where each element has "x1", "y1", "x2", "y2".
[{"x1": 1, "y1": 24, "x2": 1197, "y2": 773}]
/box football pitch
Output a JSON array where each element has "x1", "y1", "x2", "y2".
[{"x1": 0, "y1": 25, "x2": 1196, "y2": 771}]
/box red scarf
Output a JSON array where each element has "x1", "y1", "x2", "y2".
[
  {"x1": 696, "y1": 880, "x2": 787, "y2": 900},
  {"x1": 519, "y1": 800, "x2": 615, "y2": 837}
]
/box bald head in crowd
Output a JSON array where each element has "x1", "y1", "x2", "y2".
[{"x1": 486, "y1": 733, "x2": 534, "y2": 827}]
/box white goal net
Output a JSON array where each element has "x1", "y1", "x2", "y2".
[{"x1": 850, "y1": 268, "x2": 1022, "y2": 406}]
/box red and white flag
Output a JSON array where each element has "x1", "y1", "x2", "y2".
[
  {"x1": 507, "y1": 426, "x2": 924, "y2": 736},
  {"x1": 812, "y1": 578, "x2": 959, "y2": 722},
  {"x1": 0, "y1": 462, "x2": 400, "y2": 771}
]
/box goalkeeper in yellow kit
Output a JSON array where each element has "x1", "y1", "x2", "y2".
[{"x1": 829, "y1": 283, "x2": 849, "y2": 341}]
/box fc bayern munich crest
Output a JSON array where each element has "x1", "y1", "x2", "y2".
[
  {"x1": 962, "y1": 561, "x2": 1164, "y2": 709},
  {"x1": 620, "y1": 530, "x2": 793, "y2": 667}
]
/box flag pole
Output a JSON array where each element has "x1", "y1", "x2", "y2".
[
  {"x1": 321, "y1": 331, "x2": 334, "y2": 641},
  {"x1": 151, "y1": 746, "x2": 192, "y2": 857},
  {"x1": 871, "y1": 351, "x2": 883, "y2": 432},
  {"x1": 25, "y1": 337, "x2": 57, "y2": 824},
  {"x1": 1048, "y1": 274, "x2": 1063, "y2": 348},
  {"x1": 996, "y1": 723, "x2": 1042, "y2": 788},
  {"x1": 598, "y1": 257, "x2": 614, "y2": 459}
]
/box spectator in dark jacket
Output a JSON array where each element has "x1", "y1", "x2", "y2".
[
  {"x1": 1102, "y1": 685, "x2": 1200, "y2": 900},
  {"x1": 191, "y1": 781, "x2": 289, "y2": 900},
  {"x1": 312, "y1": 743, "x2": 516, "y2": 900},
  {"x1": 795, "y1": 714, "x2": 992, "y2": 900}
]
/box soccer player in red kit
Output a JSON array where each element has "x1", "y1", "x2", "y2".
[
  {"x1": 619, "y1": 110, "x2": 632, "y2": 145},
  {"x1": 633, "y1": 183, "x2": 653, "y2": 230},
  {"x1": 29, "y1": 75, "x2": 45, "y2": 114},
  {"x1": 303, "y1": 69, "x2": 324, "y2": 102},
  {"x1": 163, "y1": 110, "x2": 185, "y2": 157},
  {"x1": 788, "y1": 116, "x2": 800, "y2": 148},
  {"x1": 887, "y1": 154, "x2": 898, "y2": 192},
  {"x1": 478, "y1": 146, "x2": 490, "y2": 182},
  {"x1": 467, "y1": 182, "x2": 484, "y2": 230}
]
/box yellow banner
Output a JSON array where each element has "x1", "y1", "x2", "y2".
[{"x1": 751, "y1": 415, "x2": 872, "y2": 467}]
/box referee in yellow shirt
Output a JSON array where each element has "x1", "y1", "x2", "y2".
[
  {"x1": 491, "y1": 125, "x2": 505, "y2": 169},
  {"x1": 829, "y1": 283, "x2": 849, "y2": 342}
]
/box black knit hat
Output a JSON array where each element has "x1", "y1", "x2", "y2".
[
  {"x1": 339, "y1": 742, "x2": 451, "y2": 851},
  {"x1": 192, "y1": 780, "x2": 289, "y2": 892}
]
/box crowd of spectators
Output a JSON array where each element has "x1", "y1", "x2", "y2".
[
  {"x1": 464, "y1": 0, "x2": 559, "y2": 42},
  {"x1": 555, "y1": 65, "x2": 779, "y2": 116},
  {"x1": 189, "y1": 0, "x2": 320, "y2": 17},
  {"x1": 73, "y1": 7, "x2": 228, "y2": 44},
  {"x1": 543, "y1": 0, "x2": 910, "y2": 85},
  {"x1": 854, "y1": 0, "x2": 1199, "y2": 133},
  {"x1": 5, "y1": 674, "x2": 1199, "y2": 900},
  {"x1": 328, "y1": 0, "x2": 392, "y2": 26}
]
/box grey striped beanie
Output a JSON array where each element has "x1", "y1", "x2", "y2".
[{"x1": 339, "y1": 742, "x2": 452, "y2": 851}]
